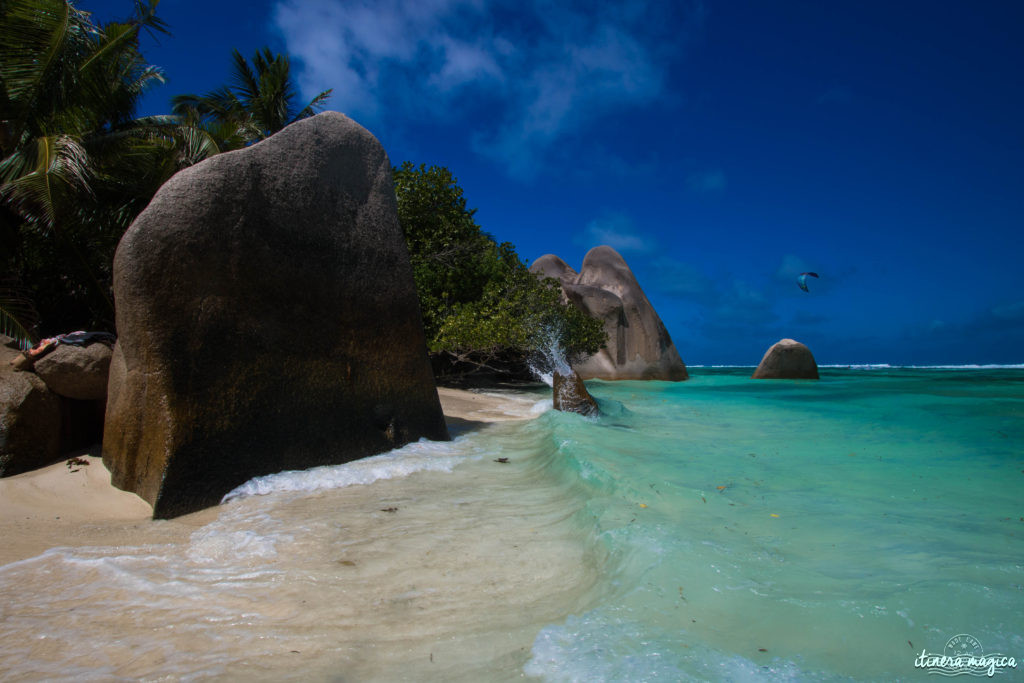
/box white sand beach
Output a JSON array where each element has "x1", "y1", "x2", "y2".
[
  {"x1": 0, "y1": 384, "x2": 607, "y2": 681},
  {"x1": 0, "y1": 387, "x2": 542, "y2": 566}
]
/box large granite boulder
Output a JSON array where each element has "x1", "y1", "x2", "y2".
[
  {"x1": 33, "y1": 342, "x2": 113, "y2": 400},
  {"x1": 552, "y1": 370, "x2": 600, "y2": 416},
  {"x1": 1, "y1": 344, "x2": 62, "y2": 476},
  {"x1": 104, "y1": 111, "x2": 449, "y2": 518},
  {"x1": 752, "y1": 339, "x2": 819, "y2": 379},
  {"x1": 530, "y1": 246, "x2": 688, "y2": 381},
  {"x1": 531, "y1": 254, "x2": 578, "y2": 287}
]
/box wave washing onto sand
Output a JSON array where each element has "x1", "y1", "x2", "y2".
[
  {"x1": 222, "y1": 436, "x2": 486, "y2": 502},
  {"x1": 0, "y1": 411, "x2": 610, "y2": 681},
  {"x1": 526, "y1": 608, "x2": 811, "y2": 682},
  {"x1": 222, "y1": 389, "x2": 554, "y2": 503}
]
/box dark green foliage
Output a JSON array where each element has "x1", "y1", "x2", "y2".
[
  {"x1": 0, "y1": 0, "x2": 183, "y2": 332},
  {"x1": 0, "y1": 0, "x2": 329, "y2": 335},
  {"x1": 394, "y1": 162, "x2": 605, "y2": 376},
  {"x1": 393, "y1": 162, "x2": 495, "y2": 341},
  {"x1": 2, "y1": 0, "x2": 598, "y2": 368}
]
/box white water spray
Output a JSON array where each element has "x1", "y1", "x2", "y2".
[{"x1": 528, "y1": 324, "x2": 573, "y2": 386}]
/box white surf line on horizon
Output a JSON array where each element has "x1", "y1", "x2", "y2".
[{"x1": 687, "y1": 364, "x2": 1024, "y2": 369}]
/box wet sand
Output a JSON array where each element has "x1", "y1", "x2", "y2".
[
  {"x1": 0, "y1": 384, "x2": 602, "y2": 681},
  {"x1": 0, "y1": 387, "x2": 541, "y2": 566}
]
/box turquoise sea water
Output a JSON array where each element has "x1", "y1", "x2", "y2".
[
  {"x1": 523, "y1": 367, "x2": 1024, "y2": 680},
  {"x1": 1, "y1": 367, "x2": 1022, "y2": 680}
]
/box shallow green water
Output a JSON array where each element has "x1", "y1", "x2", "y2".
[{"x1": 524, "y1": 367, "x2": 1024, "y2": 680}]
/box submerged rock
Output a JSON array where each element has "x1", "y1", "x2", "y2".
[
  {"x1": 531, "y1": 246, "x2": 688, "y2": 381},
  {"x1": 552, "y1": 370, "x2": 600, "y2": 416},
  {"x1": 104, "y1": 112, "x2": 449, "y2": 518},
  {"x1": 752, "y1": 339, "x2": 819, "y2": 379}
]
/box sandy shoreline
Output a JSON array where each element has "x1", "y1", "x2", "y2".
[{"x1": 0, "y1": 387, "x2": 541, "y2": 566}]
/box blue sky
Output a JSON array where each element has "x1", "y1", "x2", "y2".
[{"x1": 97, "y1": 0, "x2": 1023, "y2": 364}]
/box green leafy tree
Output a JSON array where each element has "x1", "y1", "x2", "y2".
[
  {"x1": 433, "y1": 244, "x2": 607, "y2": 369},
  {"x1": 393, "y1": 162, "x2": 605, "y2": 378},
  {"x1": 172, "y1": 48, "x2": 332, "y2": 149},
  {"x1": 0, "y1": 0, "x2": 186, "y2": 331},
  {"x1": 392, "y1": 162, "x2": 497, "y2": 341}
]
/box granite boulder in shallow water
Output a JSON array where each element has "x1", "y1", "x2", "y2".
[
  {"x1": 552, "y1": 370, "x2": 600, "y2": 416},
  {"x1": 103, "y1": 112, "x2": 449, "y2": 518},
  {"x1": 752, "y1": 338, "x2": 819, "y2": 379}
]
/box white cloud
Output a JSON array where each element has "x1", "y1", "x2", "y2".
[
  {"x1": 992, "y1": 301, "x2": 1024, "y2": 321},
  {"x1": 710, "y1": 279, "x2": 775, "y2": 327},
  {"x1": 650, "y1": 257, "x2": 715, "y2": 300},
  {"x1": 578, "y1": 213, "x2": 654, "y2": 253},
  {"x1": 775, "y1": 253, "x2": 811, "y2": 282},
  {"x1": 272, "y1": 0, "x2": 691, "y2": 176},
  {"x1": 428, "y1": 35, "x2": 506, "y2": 91},
  {"x1": 686, "y1": 169, "x2": 726, "y2": 193}
]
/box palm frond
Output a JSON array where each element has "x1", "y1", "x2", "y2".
[
  {"x1": 1, "y1": 133, "x2": 93, "y2": 231},
  {"x1": 79, "y1": 18, "x2": 139, "y2": 72},
  {"x1": 0, "y1": 0, "x2": 75, "y2": 133},
  {"x1": 127, "y1": 0, "x2": 170, "y2": 39},
  {"x1": 175, "y1": 124, "x2": 222, "y2": 165},
  {"x1": 229, "y1": 48, "x2": 261, "y2": 105},
  {"x1": 294, "y1": 88, "x2": 333, "y2": 120},
  {"x1": 0, "y1": 278, "x2": 40, "y2": 349}
]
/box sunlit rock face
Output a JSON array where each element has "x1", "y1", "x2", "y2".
[
  {"x1": 531, "y1": 246, "x2": 688, "y2": 381},
  {"x1": 751, "y1": 338, "x2": 820, "y2": 379}
]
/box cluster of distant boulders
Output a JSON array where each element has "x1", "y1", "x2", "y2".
[
  {"x1": 531, "y1": 246, "x2": 689, "y2": 381},
  {"x1": 531, "y1": 247, "x2": 820, "y2": 385},
  {"x1": 0, "y1": 111, "x2": 823, "y2": 518}
]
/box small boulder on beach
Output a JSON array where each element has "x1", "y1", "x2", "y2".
[
  {"x1": 751, "y1": 339, "x2": 819, "y2": 379},
  {"x1": 0, "y1": 344, "x2": 62, "y2": 476},
  {"x1": 33, "y1": 341, "x2": 112, "y2": 401}
]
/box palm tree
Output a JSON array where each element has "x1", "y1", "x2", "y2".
[
  {"x1": 0, "y1": 0, "x2": 181, "y2": 330},
  {"x1": 0, "y1": 276, "x2": 40, "y2": 349},
  {"x1": 172, "y1": 48, "x2": 332, "y2": 149},
  {"x1": 0, "y1": 0, "x2": 175, "y2": 230}
]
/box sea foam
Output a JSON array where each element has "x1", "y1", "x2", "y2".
[{"x1": 222, "y1": 436, "x2": 482, "y2": 502}]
